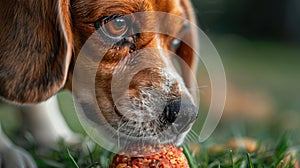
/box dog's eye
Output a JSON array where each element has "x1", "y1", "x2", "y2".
[
  {"x1": 103, "y1": 17, "x2": 128, "y2": 37},
  {"x1": 95, "y1": 16, "x2": 130, "y2": 39},
  {"x1": 171, "y1": 39, "x2": 182, "y2": 51}
]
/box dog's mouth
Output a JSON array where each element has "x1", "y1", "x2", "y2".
[
  {"x1": 108, "y1": 113, "x2": 196, "y2": 147},
  {"x1": 75, "y1": 94, "x2": 197, "y2": 147}
]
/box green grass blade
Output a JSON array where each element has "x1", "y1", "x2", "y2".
[
  {"x1": 86, "y1": 162, "x2": 101, "y2": 168},
  {"x1": 246, "y1": 153, "x2": 254, "y2": 168},
  {"x1": 66, "y1": 148, "x2": 80, "y2": 168},
  {"x1": 182, "y1": 145, "x2": 197, "y2": 168},
  {"x1": 230, "y1": 150, "x2": 235, "y2": 168}
]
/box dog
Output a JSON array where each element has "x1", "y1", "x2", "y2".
[{"x1": 0, "y1": 0, "x2": 199, "y2": 167}]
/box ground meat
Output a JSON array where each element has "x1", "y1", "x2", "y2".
[{"x1": 110, "y1": 144, "x2": 190, "y2": 168}]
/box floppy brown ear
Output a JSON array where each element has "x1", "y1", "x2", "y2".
[
  {"x1": 176, "y1": 0, "x2": 199, "y2": 90},
  {"x1": 0, "y1": 0, "x2": 72, "y2": 104}
]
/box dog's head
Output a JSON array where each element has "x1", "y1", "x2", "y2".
[{"x1": 0, "y1": 0, "x2": 199, "y2": 145}]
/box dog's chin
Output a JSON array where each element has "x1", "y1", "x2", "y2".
[
  {"x1": 103, "y1": 122, "x2": 192, "y2": 147},
  {"x1": 76, "y1": 100, "x2": 195, "y2": 147},
  {"x1": 157, "y1": 124, "x2": 192, "y2": 146}
]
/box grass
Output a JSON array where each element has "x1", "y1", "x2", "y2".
[
  {"x1": 19, "y1": 131, "x2": 297, "y2": 168},
  {"x1": 191, "y1": 137, "x2": 298, "y2": 168}
]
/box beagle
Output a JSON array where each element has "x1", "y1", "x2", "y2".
[{"x1": 0, "y1": 0, "x2": 199, "y2": 167}]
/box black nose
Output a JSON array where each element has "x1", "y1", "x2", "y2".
[{"x1": 163, "y1": 100, "x2": 181, "y2": 123}]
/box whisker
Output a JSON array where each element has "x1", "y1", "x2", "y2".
[
  {"x1": 184, "y1": 129, "x2": 201, "y2": 145},
  {"x1": 127, "y1": 120, "x2": 140, "y2": 142},
  {"x1": 115, "y1": 120, "x2": 128, "y2": 147},
  {"x1": 141, "y1": 123, "x2": 150, "y2": 146},
  {"x1": 190, "y1": 129, "x2": 200, "y2": 141},
  {"x1": 184, "y1": 134, "x2": 194, "y2": 144},
  {"x1": 188, "y1": 85, "x2": 208, "y2": 90},
  {"x1": 113, "y1": 110, "x2": 135, "y2": 147},
  {"x1": 138, "y1": 122, "x2": 146, "y2": 146},
  {"x1": 188, "y1": 85, "x2": 209, "y2": 97},
  {"x1": 155, "y1": 119, "x2": 169, "y2": 144},
  {"x1": 152, "y1": 121, "x2": 161, "y2": 144}
]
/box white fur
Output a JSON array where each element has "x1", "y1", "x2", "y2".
[{"x1": 21, "y1": 95, "x2": 81, "y2": 147}]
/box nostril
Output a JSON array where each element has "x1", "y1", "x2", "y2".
[{"x1": 163, "y1": 100, "x2": 181, "y2": 123}]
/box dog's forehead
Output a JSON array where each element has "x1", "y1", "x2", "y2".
[
  {"x1": 154, "y1": 0, "x2": 185, "y2": 15},
  {"x1": 71, "y1": 0, "x2": 185, "y2": 20}
]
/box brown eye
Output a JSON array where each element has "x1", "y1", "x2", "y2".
[{"x1": 95, "y1": 16, "x2": 130, "y2": 39}]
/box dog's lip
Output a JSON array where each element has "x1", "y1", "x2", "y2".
[
  {"x1": 163, "y1": 123, "x2": 192, "y2": 143},
  {"x1": 157, "y1": 131, "x2": 189, "y2": 145},
  {"x1": 78, "y1": 101, "x2": 194, "y2": 145},
  {"x1": 170, "y1": 118, "x2": 194, "y2": 133}
]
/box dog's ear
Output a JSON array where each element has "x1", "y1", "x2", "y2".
[
  {"x1": 0, "y1": 0, "x2": 72, "y2": 104},
  {"x1": 176, "y1": 0, "x2": 199, "y2": 90}
]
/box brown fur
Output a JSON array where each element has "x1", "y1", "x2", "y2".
[
  {"x1": 0, "y1": 0, "x2": 72, "y2": 103},
  {"x1": 68, "y1": 0, "x2": 198, "y2": 139},
  {"x1": 0, "y1": 0, "x2": 198, "y2": 143}
]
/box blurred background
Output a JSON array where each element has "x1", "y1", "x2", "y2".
[
  {"x1": 191, "y1": 0, "x2": 300, "y2": 146},
  {"x1": 0, "y1": 0, "x2": 299, "y2": 151}
]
